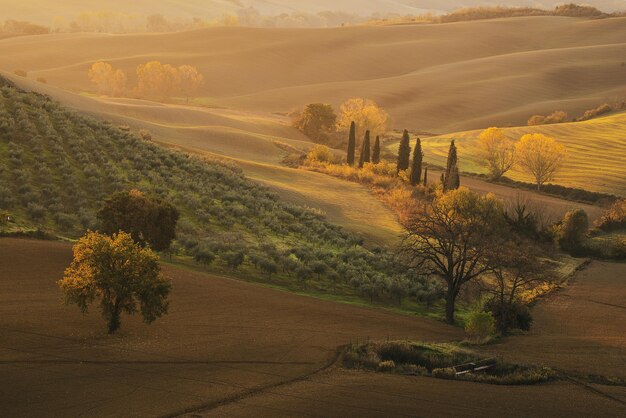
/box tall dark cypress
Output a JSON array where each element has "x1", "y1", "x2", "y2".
[
  {"x1": 443, "y1": 140, "x2": 460, "y2": 191},
  {"x1": 396, "y1": 129, "x2": 411, "y2": 173},
  {"x1": 372, "y1": 135, "x2": 381, "y2": 164},
  {"x1": 358, "y1": 130, "x2": 371, "y2": 168},
  {"x1": 347, "y1": 121, "x2": 356, "y2": 166},
  {"x1": 423, "y1": 166, "x2": 428, "y2": 186},
  {"x1": 409, "y1": 137, "x2": 423, "y2": 186}
]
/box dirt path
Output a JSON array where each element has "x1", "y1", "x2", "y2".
[
  {"x1": 0, "y1": 238, "x2": 460, "y2": 417},
  {"x1": 484, "y1": 260, "x2": 626, "y2": 378}
]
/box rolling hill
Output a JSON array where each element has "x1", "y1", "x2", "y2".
[
  {"x1": 412, "y1": 111, "x2": 626, "y2": 196},
  {"x1": 1, "y1": 16, "x2": 625, "y2": 134}
]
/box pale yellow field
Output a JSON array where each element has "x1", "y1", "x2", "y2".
[{"x1": 413, "y1": 111, "x2": 626, "y2": 195}]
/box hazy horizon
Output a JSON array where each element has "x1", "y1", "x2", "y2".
[{"x1": 1, "y1": 0, "x2": 625, "y2": 26}]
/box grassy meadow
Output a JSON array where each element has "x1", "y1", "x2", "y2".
[{"x1": 386, "y1": 111, "x2": 626, "y2": 196}]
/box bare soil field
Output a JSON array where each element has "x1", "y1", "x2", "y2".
[
  {"x1": 203, "y1": 369, "x2": 626, "y2": 418},
  {"x1": 484, "y1": 261, "x2": 626, "y2": 378},
  {"x1": 2, "y1": 241, "x2": 625, "y2": 417},
  {"x1": 0, "y1": 238, "x2": 460, "y2": 417}
]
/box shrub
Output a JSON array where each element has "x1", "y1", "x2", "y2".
[
  {"x1": 485, "y1": 299, "x2": 533, "y2": 332},
  {"x1": 464, "y1": 311, "x2": 496, "y2": 341},
  {"x1": 527, "y1": 110, "x2": 568, "y2": 126},
  {"x1": 432, "y1": 367, "x2": 456, "y2": 379},
  {"x1": 576, "y1": 103, "x2": 612, "y2": 121},
  {"x1": 305, "y1": 144, "x2": 333, "y2": 164},
  {"x1": 13, "y1": 69, "x2": 27, "y2": 77},
  {"x1": 139, "y1": 129, "x2": 152, "y2": 141},
  {"x1": 557, "y1": 208, "x2": 589, "y2": 253},
  {"x1": 194, "y1": 247, "x2": 216, "y2": 265},
  {"x1": 595, "y1": 199, "x2": 626, "y2": 232},
  {"x1": 377, "y1": 360, "x2": 396, "y2": 372}
]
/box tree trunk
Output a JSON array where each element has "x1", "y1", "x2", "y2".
[
  {"x1": 108, "y1": 299, "x2": 122, "y2": 334},
  {"x1": 445, "y1": 290, "x2": 456, "y2": 324}
]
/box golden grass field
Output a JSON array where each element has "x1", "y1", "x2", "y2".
[{"x1": 390, "y1": 111, "x2": 626, "y2": 196}]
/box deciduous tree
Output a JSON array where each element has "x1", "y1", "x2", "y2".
[
  {"x1": 97, "y1": 189, "x2": 179, "y2": 252},
  {"x1": 336, "y1": 98, "x2": 389, "y2": 141},
  {"x1": 294, "y1": 103, "x2": 337, "y2": 143},
  {"x1": 478, "y1": 127, "x2": 515, "y2": 180},
  {"x1": 515, "y1": 133, "x2": 567, "y2": 190},
  {"x1": 58, "y1": 231, "x2": 171, "y2": 334},
  {"x1": 177, "y1": 65, "x2": 204, "y2": 104},
  {"x1": 401, "y1": 188, "x2": 507, "y2": 324},
  {"x1": 88, "y1": 61, "x2": 127, "y2": 96}
]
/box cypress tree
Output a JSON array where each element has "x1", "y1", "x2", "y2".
[
  {"x1": 397, "y1": 129, "x2": 411, "y2": 173},
  {"x1": 347, "y1": 121, "x2": 356, "y2": 166},
  {"x1": 447, "y1": 164, "x2": 460, "y2": 190},
  {"x1": 443, "y1": 140, "x2": 460, "y2": 191},
  {"x1": 409, "y1": 137, "x2": 423, "y2": 186},
  {"x1": 358, "y1": 130, "x2": 371, "y2": 168},
  {"x1": 423, "y1": 166, "x2": 428, "y2": 186},
  {"x1": 372, "y1": 135, "x2": 381, "y2": 164}
]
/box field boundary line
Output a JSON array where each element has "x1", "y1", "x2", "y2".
[{"x1": 165, "y1": 345, "x2": 347, "y2": 418}]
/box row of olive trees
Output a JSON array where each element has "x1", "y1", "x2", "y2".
[
  {"x1": 478, "y1": 127, "x2": 567, "y2": 190},
  {"x1": 88, "y1": 61, "x2": 204, "y2": 102}
]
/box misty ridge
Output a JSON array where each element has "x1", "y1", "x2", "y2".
[{"x1": 1, "y1": 3, "x2": 625, "y2": 35}]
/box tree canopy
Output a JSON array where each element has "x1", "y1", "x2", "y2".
[
  {"x1": 478, "y1": 127, "x2": 515, "y2": 180},
  {"x1": 58, "y1": 231, "x2": 171, "y2": 334},
  {"x1": 294, "y1": 103, "x2": 337, "y2": 143},
  {"x1": 401, "y1": 188, "x2": 507, "y2": 324},
  {"x1": 97, "y1": 189, "x2": 179, "y2": 252},
  {"x1": 515, "y1": 133, "x2": 567, "y2": 190},
  {"x1": 336, "y1": 98, "x2": 389, "y2": 140}
]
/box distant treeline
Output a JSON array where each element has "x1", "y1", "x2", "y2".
[{"x1": 2, "y1": 4, "x2": 624, "y2": 36}]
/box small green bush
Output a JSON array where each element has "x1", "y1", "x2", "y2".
[{"x1": 464, "y1": 311, "x2": 496, "y2": 342}]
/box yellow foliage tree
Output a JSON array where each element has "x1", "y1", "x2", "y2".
[
  {"x1": 58, "y1": 231, "x2": 171, "y2": 334},
  {"x1": 515, "y1": 133, "x2": 567, "y2": 190},
  {"x1": 136, "y1": 61, "x2": 203, "y2": 101},
  {"x1": 178, "y1": 64, "x2": 204, "y2": 103},
  {"x1": 478, "y1": 127, "x2": 515, "y2": 180},
  {"x1": 336, "y1": 98, "x2": 389, "y2": 141},
  {"x1": 136, "y1": 61, "x2": 180, "y2": 99},
  {"x1": 88, "y1": 61, "x2": 127, "y2": 96}
]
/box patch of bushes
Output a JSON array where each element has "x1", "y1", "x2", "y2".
[
  {"x1": 595, "y1": 199, "x2": 626, "y2": 232},
  {"x1": 485, "y1": 299, "x2": 533, "y2": 332},
  {"x1": 576, "y1": 103, "x2": 613, "y2": 121},
  {"x1": 344, "y1": 341, "x2": 557, "y2": 385},
  {"x1": 527, "y1": 110, "x2": 568, "y2": 126}
]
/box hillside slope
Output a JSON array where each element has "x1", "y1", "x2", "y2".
[
  {"x1": 417, "y1": 111, "x2": 626, "y2": 195},
  {"x1": 3, "y1": 73, "x2": 403, "y2": 244},
  {"x1": 1, "y1": 17, "x2": 626, "y2": 132}
]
